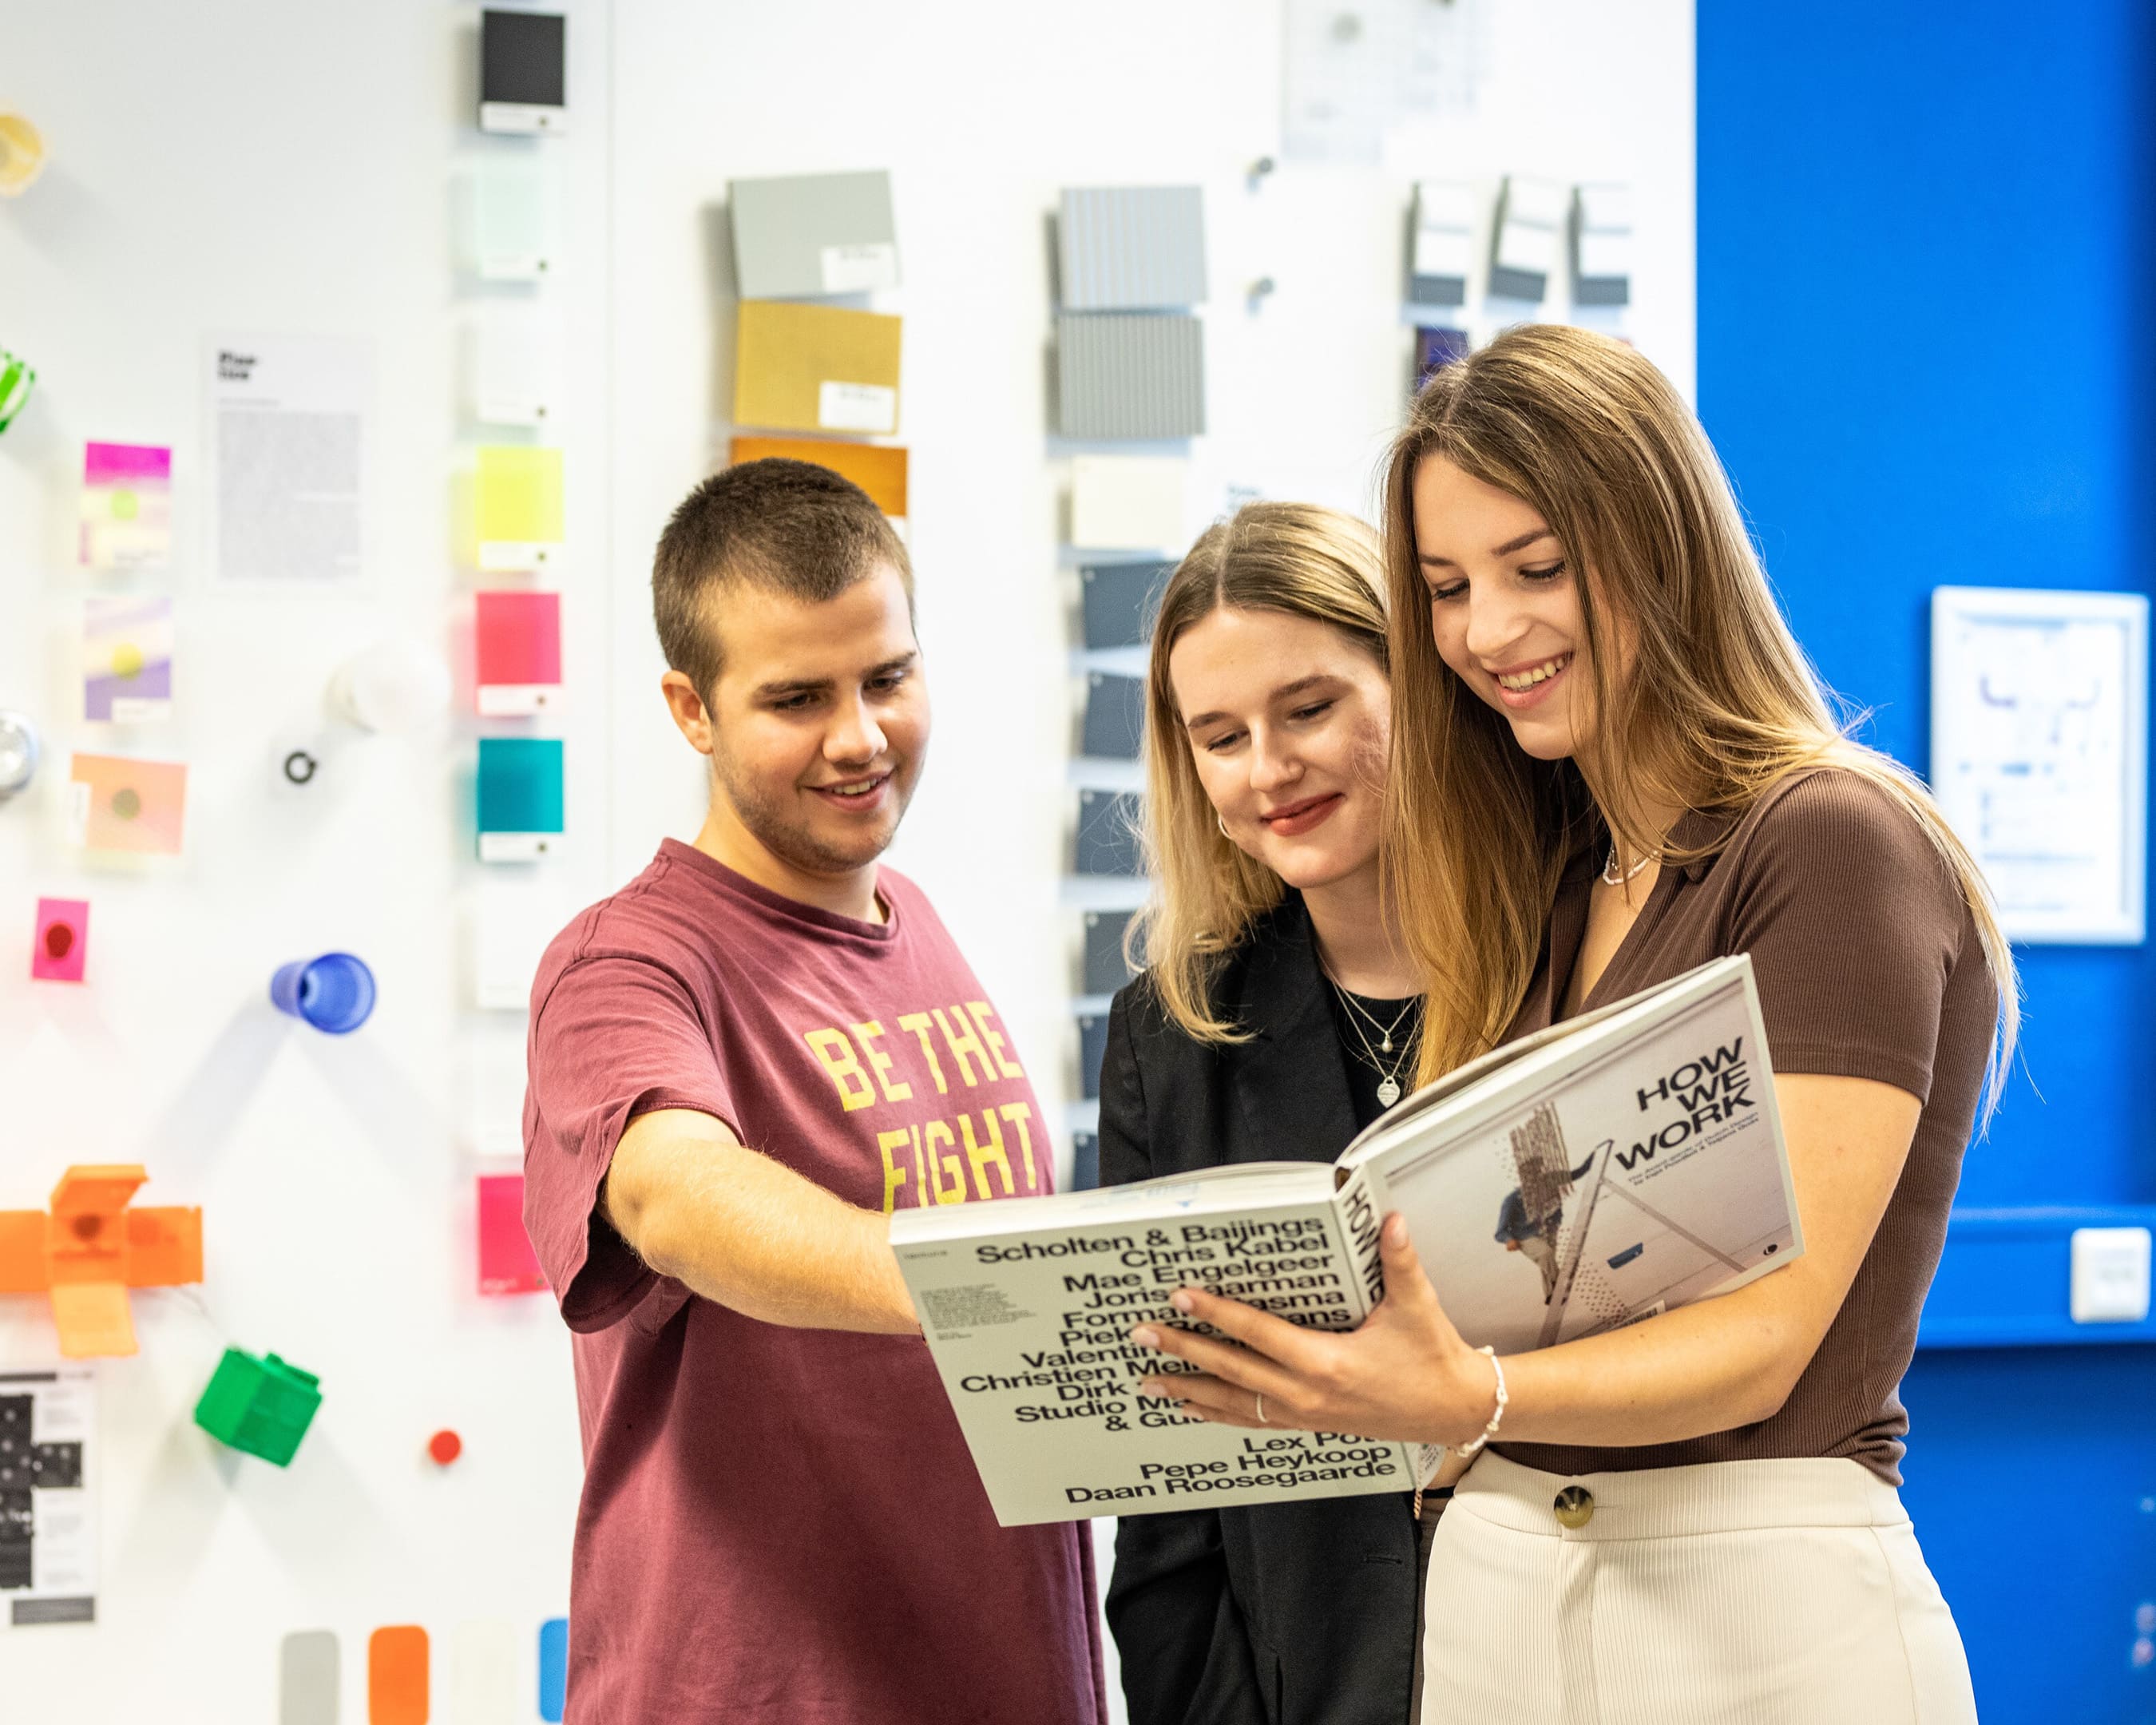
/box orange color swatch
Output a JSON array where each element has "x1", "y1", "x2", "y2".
[
  {"x1": 69, "y1": 751, "x2": 187, "y2": 855},
  {"x1": 368, "y1": 1624, "x2": 430, "y2": 1725},
  {"x1": 729, "y1": 436, "x2": 908, "y2": 519}
]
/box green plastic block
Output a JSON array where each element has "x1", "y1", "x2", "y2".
[{"x1": 192, "y1": 1346, "x2": 322, "y2": 1466}]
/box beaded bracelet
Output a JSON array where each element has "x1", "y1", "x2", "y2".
[{"x1": 1455, "y1": 1346, "x2": 1508, "y2": 1458}]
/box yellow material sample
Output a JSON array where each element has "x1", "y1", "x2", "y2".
[{"x1": 734, "y1": 302, "x2": 902, "y2": 435}]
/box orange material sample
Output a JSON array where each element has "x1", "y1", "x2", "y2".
[
  {"x1": 368, "y1": 1624, "x2": 430, "y2": 1725},
  {"x1": 0, "y1": 1164, "x2": 204, "y2": 1358},
  {"x1": 728, "y1": 435, "x2": 908, "y2": 518}
]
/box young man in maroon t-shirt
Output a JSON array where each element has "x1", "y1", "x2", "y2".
[{"x1": 522, "y1": 460, "x2": 1106, "y2": 1723}]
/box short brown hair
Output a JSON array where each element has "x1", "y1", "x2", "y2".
[{"x1": 652, "y1": 458, "x2": 913, "y2": 699}]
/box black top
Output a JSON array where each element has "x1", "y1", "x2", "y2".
[{"x1": 1099, "y1": 893, "x2": 1419, "y2": 1725}]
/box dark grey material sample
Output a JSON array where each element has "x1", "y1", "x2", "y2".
[
  {"x1": 1080, "y1": 672, "x2": 1146, "y2": 761},
  {"x1": 1083, "y1": 909, "x2": 1139, "y2": 995},
  {"x1": 1080, "y1": 561, "x2": 1170, "y2": 648},
  {"x1": 1076, "y1": 789, "x2": 1144, "y2": 877}
]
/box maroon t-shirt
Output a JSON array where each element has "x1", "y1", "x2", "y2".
[{"x1": 523, "y1": 839, "x2": 1106, "y2": 1724}]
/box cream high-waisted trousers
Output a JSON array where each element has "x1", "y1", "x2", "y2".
[{"x1": 1418, "y1": 1452, "x2": 1978, "y2": 1725}]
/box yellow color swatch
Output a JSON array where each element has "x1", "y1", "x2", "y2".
[
  {"x1": 474, "y1": 446, "x2": 565, "y2": 571},
  {"x1": 729, "y1": 436, "x2": 909, "y2": 518},
  {"x1": 70, "y1": 752, "x2": 188, "y2": 855},
  {"x1": 734, "y1": 302, "x2": 902, "y2": 436}
]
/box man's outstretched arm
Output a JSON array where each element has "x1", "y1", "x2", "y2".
[{"x1": 600, "y1": 1107, "x2": 919, "y2": 1334}]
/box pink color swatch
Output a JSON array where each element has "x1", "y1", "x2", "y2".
[
  {"x1": 478, "y1": 1172, "x2": 546, "y2": 1295},
  {"x1": 83, "y1": 442, "x2": 172, "y2": 485},
  {"x1": 474, "y1": 590, "x2": 563, "y2": 715},
  {"x1": 31, "y1": 898, "x2": 89, "y2": 982}
]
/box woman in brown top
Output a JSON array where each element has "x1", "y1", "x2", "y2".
[{"x1": 1127, "y1": 325, "x2": 2015, "y2": 1723}]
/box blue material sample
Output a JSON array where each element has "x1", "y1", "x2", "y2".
[{"x1": 538, "y1": 1617, "x2": 568, "y2": 1722}]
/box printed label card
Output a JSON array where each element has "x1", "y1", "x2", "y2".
[
  {"x1": 82, "y1": 597, "x2": 173, "y2": 724},
  {"x1": 78, "y1": 442, "x2": 172, "y2": 571}
]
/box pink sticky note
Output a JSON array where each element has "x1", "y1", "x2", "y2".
[
  {"x1": 474, "y1": 591, "x2": 562, "y2": 716},
  {"x1": 32, "y1": 898, "x2": 90, "y2": 982},
  {"x1": 478, "y1": 1172, "x2": 546, "y2": 1295}
]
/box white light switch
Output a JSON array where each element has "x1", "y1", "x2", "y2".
[{"x1": 2070, "y1": 1227, "x2": 2151, "y2": 1323}]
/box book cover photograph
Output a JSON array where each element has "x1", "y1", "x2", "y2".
[{"x1": 894, "y1": 955, "x2": 1803, "y2": 1527}]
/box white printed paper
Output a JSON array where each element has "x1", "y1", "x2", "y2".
[
  {"x1": 818, "y1": 380, "x2": 897, "y2": 434},
  {"x1": 1932, "y1": 586, "x2": 2148, "y2": 942},
  {"x1": 820, "y1": 242, "x2": 899, "y2": 295},
  {"x1": 208, "y1": 335, "x2": 370, "y2": 589},
  {"x1": 0, "y1": 1369, "x2": 97, "y2": 1628}
]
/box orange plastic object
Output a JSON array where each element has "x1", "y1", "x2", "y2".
[
  {"x1": 368, "y1": 1624, "x2": 430, "y2": 1725},
  {"x1": 426, "y1": 1428, "x2": 462, "y2": 1466},
  {"x1": 0, "y1": 1164, "x2": 203, "y2": 1358}
]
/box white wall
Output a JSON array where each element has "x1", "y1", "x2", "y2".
[{"x1": 0, "y1": 3, "x2": 1689, "y2": 1718}]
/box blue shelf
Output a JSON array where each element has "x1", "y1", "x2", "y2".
[{"x1": 1916, "y1": 1205, "x2": 2156, "y2": 1349}]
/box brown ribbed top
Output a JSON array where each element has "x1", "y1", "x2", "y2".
[{"x1": 1496, "y1": 768, "x2": 1997, "y2": 1486}]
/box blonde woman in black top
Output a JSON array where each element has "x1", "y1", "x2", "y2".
[{"x1": 1099, "y1": 502, "x2": 1461, "y2": 1725}]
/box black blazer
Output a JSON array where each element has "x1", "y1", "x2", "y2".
[{"x1": 1098, "y1": 894, "x2": 1417, "y2": 1725}]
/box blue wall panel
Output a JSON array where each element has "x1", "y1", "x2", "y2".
[{"x1": 1698, "y1": 1, "x2": 2156, "y2": 1715}]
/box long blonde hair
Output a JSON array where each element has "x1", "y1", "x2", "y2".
[
  {"x1": 1135, "y1": 502, "x2": 1389, "y2": 1042},
  {"x1": 1381, "y1": 324, "x2": 2018, "y2": 1117}
]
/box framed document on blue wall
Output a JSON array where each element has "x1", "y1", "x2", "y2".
[{"x1": 1930, "y1": 585, "x2": 2148, "y2": 943}]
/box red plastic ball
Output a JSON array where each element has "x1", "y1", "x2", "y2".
[{"x1": 427, "y1": 1429, "x2": 462, "y2": 1465}]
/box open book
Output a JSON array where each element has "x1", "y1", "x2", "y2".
[{"x1": 892, "y1": 954, "x2": 1802, "y2": 1526}]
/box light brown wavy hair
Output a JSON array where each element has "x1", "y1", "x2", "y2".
[
  {"x1": 1134, "y1": 502, "x2": 1390, "y2": 1042},
  {"x1": 1382, "y1": 323, "x2": 2018, "y2": 1118}
]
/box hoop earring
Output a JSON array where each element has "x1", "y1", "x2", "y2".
[{"x1": 1218, "y1": 812, "x2": 1232, "y2": 842}]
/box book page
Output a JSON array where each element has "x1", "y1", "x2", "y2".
[{"x1": 894, "y1": 1192, "x2": 1415, "y2": 1525}]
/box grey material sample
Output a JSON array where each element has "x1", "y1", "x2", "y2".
[
  {"x1": 729, "y1": 170, "x2": 898, "y2": 299},
  {"x1": 1059, "y1": 187, "x2": 1207, "y2": 310},
  {"x1": 1076, "y1": 789, "x2": 1143, "y2": 877},
  {"x1": 1079, "y1": 1014, "x2": 1108, "y2": 1099},
  {"x1": 1083, "y1": 909, "x2": 1138, "y2": 995},
  {"x1": 1407, "y1": 273, "x2": 1468, "y2": 308},
  {"x1": 1080, "y1": 672, "x2": 1146, "y2": 760},
  {"x1": 280, "y1": 1630, "x2": 341, "y2": 1725},
  {"x1": 1056, "y1": 313, "x2": 1205, "y2": 439},
  {"x1": 1080, "y1": 561, "x2": 1170, "y2": 648}
]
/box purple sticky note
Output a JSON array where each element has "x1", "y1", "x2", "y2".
[{"x1": 32, "y1": 898, "x2": 89, "y2": 983}]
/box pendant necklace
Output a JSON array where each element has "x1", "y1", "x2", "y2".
[
  {"x1": 1326, "y1": 978, "x2": 1421, "y2": 1108},
  {"x1": 1602, "y1": 843, "x2": 1656, "y2": 887}
]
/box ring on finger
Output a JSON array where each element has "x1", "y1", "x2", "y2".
[{"x1": 1254, "y1": 1392, "x2": 1267, "y2": 1425}]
